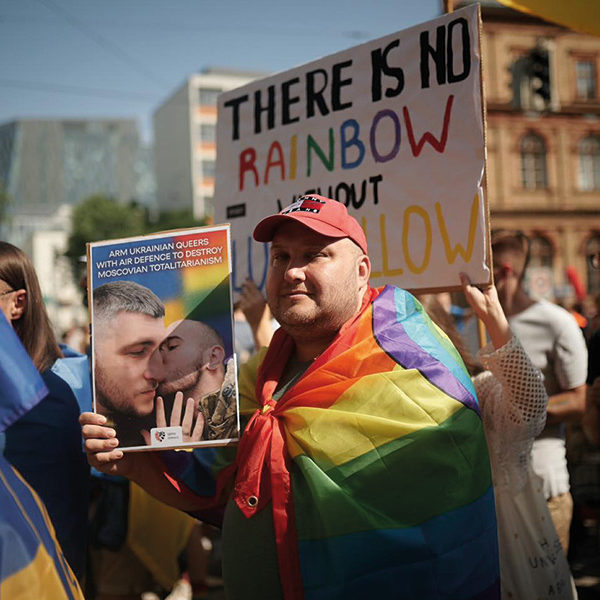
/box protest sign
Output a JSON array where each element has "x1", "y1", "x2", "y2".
[
  {"x1": 87, "y1": 225, "x2": 239, "y2": 451},
  {"x1": 215, "y1": 5, "x2": 490, "y2": 294}
]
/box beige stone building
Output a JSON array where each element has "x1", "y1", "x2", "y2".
[
  {"x1": 153, "y1": 68, "x2": 264, "y2": 221},
  {"x1": 456, "y1": 1, "x2": 600, "y2": 303}
]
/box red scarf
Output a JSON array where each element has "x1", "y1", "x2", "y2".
[{"x1": 232, "y1": 287, "x2": 378, "y2": 600}]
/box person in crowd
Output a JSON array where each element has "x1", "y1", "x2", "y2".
[
  {"x1": 491, "y1": 230, "x2": 588, "y2": 553},
  {"x1": 92, "y1": 280, "x2": 167, "y2": 447},
  {"x1": 156, "y1": 318, "x2": 238, "y2": 441},
  {"x1": 0, "y1": 304, "x2": 85, "y2": 599},
  {"x1": 81, "y1": 195, "x2": 501, "y2": 599},
  {"x1": 583, "y1": 252, "x2": 600, "y2": 446},
  {"x1": 420, "y1": 275, "x2": 577, "y2": 599},
  {"x1": 0, "y1": 241, "x2": 91, "y2": 581}
]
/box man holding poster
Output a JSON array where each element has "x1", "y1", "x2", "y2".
[
  {"x1": 81, "y1": 196, "x2": 500, "y2": 600},
  {"x1": 93, "y1": 280, "x2": 167, "y2": 447}
]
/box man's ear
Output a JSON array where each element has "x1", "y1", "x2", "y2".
[
  {"x1": 357, "y1": 254, "x2": 371, "y2": 287},
  {"x1": 10, "y1": 289, "x2": 26, "y2": 320},
  {"x1": 205, "y1": 345, "x2": 226, "y2": 371}
]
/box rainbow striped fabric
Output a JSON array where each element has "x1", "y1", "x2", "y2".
[
  {"x1": 169, "y1": 286, "x2": 500, "y2": 599},
  {"x1": 0, "y1": 313, "x2": 84, "y2": 599}
]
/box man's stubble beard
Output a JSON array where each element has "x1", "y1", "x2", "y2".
[
  {"x1": 95, "y1": 365, "x2": 154, "y2": 417},
  {"x1": 269, "y1": 274, "x2": 361, "y2": 343},
  {"x1": 158, "y1": 364, "x2": 202, "y2": 397}
]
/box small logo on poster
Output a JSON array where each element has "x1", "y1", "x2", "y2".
[{"x1": 150, "y1": 426, "x2": 183, "y2": 446}]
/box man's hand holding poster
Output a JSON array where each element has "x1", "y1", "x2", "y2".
[{"x1": 87, "y1": 226, "x2": 239, "y2": 451}]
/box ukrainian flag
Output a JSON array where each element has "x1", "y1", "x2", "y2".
[{"x1": 0, "y1": 313, "x2": 84, "y2": 599}]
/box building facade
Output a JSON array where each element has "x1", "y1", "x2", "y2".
[
  {"x1": 0, "y1": 117, "x2": 152, "y2": 334},
  {"x1": 153, "y1": 67, "x2": 264, "y2": 220},
  {"x1": 470, "y1": 2, "x2": 600, "y2": 302},
  {"x1": 0, "y1": 118, "x2": 151, "y2": 247}
]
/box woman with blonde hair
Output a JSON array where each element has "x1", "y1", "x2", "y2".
[{"x1": 0, "y1": 241, "x2": 91, "y2": 580}]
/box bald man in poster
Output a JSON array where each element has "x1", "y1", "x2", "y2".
[{"x1": 157, "y1": 319, "x2": 238, "y2": 441}]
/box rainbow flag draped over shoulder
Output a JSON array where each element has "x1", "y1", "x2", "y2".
[
  {"x1": 0, "y1": 313, "x2": 84, "y2": 600},
  {"x1": 165, "y1": 286, "x2": 500, "y2": 599}
]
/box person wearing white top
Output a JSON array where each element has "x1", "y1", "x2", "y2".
[{"x1": 420, "y1": 274, "x2": 577, "y2": 599}]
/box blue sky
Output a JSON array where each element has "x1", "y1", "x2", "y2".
[{"x1": 0, "y1": 0, "x2": 442, "y2": 142}]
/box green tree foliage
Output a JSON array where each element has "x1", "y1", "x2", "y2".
[
  {"x1": 65, "y1": 195, "x2": 146, "y2": 276},
  {"x1": 66, "y1": 195, "x2": 208, "y2": 277},
  {"x1": 145, "y1": 208, "x2": 206, "y2": 234}
]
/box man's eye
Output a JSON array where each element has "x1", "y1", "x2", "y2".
[
  {"x1": 127, "y1": 346, "x2": 151, "y2": 357},
  {"x1": 271, "y1": 253, "x2": 288, "y2": 265}
]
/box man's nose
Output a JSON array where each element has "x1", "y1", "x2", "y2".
[
  {"x1": 145, "y1": 349, "x2": 166, "y2": 383},
  {"x1": 284, "y1": 261, "x2": 307, "y2": 283}
]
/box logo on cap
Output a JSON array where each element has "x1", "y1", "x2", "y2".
[{"x1": 281, "y1": 196, "x2": 325, "y2": 215}]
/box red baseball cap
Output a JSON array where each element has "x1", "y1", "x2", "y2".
[{"x1": 253, "y1": 195, "x2": 368, "y2": 254}]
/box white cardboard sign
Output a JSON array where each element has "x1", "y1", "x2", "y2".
[{"x1": 215, "y1": 5, "x2": 489, "y2": 294}]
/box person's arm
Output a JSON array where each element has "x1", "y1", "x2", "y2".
[
  {"x1": 544, "y1": 313, "x2": 588, "y2": 425},
  {"x1": 460, "y1": 273, "x2": 548, "y2": 438},
  {"x1": 80, "y1": 412, "x2": 204, "y2": 512},
  {"x1": 238, "y1": 278, "x2": 276, "y2": 349},
  {"x1": 546, "y1": 384, "x2": 586, "y2": 425},
  {"x1": 459, "y1": 273, "x2": 511, "y2": 349}
]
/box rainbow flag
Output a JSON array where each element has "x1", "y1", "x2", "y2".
[
  {"x1": 163, "y1": 286, "x2": 500, "y2": 599},
  {"x1": 0, "y1": 313, "x2": 84, "y2": 599}
]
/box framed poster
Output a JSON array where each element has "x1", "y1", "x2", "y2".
[{"x1": 87, "y1": 225, "x2": 239, "y2": 451}]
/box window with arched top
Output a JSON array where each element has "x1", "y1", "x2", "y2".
[
  {"x1": 578, "y1": 135, "x2": 600, "y2": 191},
  {"x1": 586, "y1": 235, "x2": 600, "y2": 295},
  {"x1": 520, "y1": 133, "x2": 548, "y2": 190}
]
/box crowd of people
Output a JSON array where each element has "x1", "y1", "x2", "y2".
[{"x1": 1, "y1": 196, "x2": 600, "y2": 600}]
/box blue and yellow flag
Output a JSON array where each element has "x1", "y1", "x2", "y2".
[
  {"x1": 0, "y1": 313, "x2": 47, "y2": 432},
  {"x1": 0, "y1": 313, "x2": 84, "y2": 599}
]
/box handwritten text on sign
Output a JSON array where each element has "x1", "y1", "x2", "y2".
[{"x1": 215, "y1": 5, "x2": 489, "y2": 293}]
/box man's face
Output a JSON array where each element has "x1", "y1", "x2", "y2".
[
  {"x1": 94, "y1": 311, "x2": 166, "y2": 417},
  {"x1": 157, "y1": 320, "x2": 205, "y2": 396},
  {"x1": 266, "y1": 221, "x2": 369, "y2": 339}
]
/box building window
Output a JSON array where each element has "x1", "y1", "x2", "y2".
[
  {"x1": 576, "y1": 59, "x2": 597, "y2": 100},
  {"x1": 200, "y1": 123, "x2": 216, "y2": 143},
  {"x1": 201, "y1": 160, "x2": 215, "y2": 178},
  {"x1": 520, "y1": 133, "x2": 548, "y2": 190},
  {"x1": 578, "y1": 135, "x2": 600, "y2": 191},
  {"x1": 198, "y1": 88, "x2": 221, "y2": 106}
]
